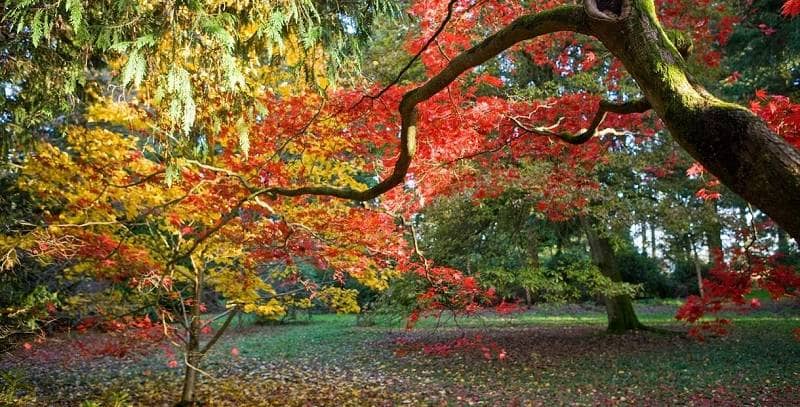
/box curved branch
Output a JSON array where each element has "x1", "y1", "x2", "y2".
[
  {"x1": 511, "y1": 98, "x2": 651, "y2": 144},
  {"x1": 163, "y1": 6, "x2": 590, "y2": 266},
  {"x1": 250, "y1": 5, "x2": 589, "y2": 202}
]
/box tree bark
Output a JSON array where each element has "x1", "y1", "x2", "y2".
[
  {"x1": 180, "y1": 335, "x2": 200, "y2": 406},
  {"x1": 690, "y1": 240, "x2": 704, "y2": 297},
  {"x1": 180, "y1": 260, "x2": 204, "y2": 406},
  {"x1": 583, "y1": 0, "x2": 800, "y2": 242},
  {"x1": 650, "y1": 223, "x2": 656, "y2": 259},
  {"x1": 581, "y1": 217, "x2": 644, "y2": 332},
  {"x1": 234, "y1": 0, "x2": 800, "y2": 252},
  {"x1": 641, "y1": 220, "x2": 648, "y2": 256},
  {"x1": 705, "y1": 225, "x2": 723, "y2": 256}
]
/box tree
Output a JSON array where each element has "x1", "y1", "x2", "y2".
[
  {"x1": 580, "y1": 216, "x2": 645, "y2": 332},
  {"x1": 6, "y1": 0, "x2": 800, "y2": 240},
  {"x1": 5, "y1": 0, "x2": 800, "y2": 353},
  {"x1": 379, "y1": 0, "x2": 800, "y2": 242},
  {"x1": 5, "y1": 0, "x2": 799, "y2": 242},
  {"x1": 1, "y1": 95, "x2": 407, "y2": 404},
  {"x1": 1, "y1": 0, "x2": 400, "y2": 155}
]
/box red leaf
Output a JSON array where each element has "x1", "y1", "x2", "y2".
[
  {"x1": 782, "y1": 0, "x2": 800, "y2": 17},
  {"x1": 686, "y1": 162, "x2": 705, "y2": 177}
]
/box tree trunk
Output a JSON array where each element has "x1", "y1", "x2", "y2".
[
  {"x1": 705, "y1": 225, "x2": 723, "y2": 257},
  {"x1": 650, "y1": 223, "x2": 656, "y2": 259},
  {"x1": 690, "y1": 240, "x2": 704, "y2": 297},
  {"x1": 604, "y1": 295, "x2": 643, "y2": 333},
  {"x1": 641, "y1": 220, "x2": 648, "y2": 256},
  {"x1": 581, "y1": 216, "x2": 644, "y2": 332},
  {"x1": 705, "y1": 202, "x2": 723, "y2": 255},
  {"x1": 180, "y1": 260, "x2": 204, "y2": 406},
  {"x1": 584, "y1": 0, "x2": 800, "y2": 242},
  {"x1": 524, "y1": 231, "x2": 541, "y2": 307},
  {"x1": 180, "y1": 335, "x2": 200, "y2": 406}
]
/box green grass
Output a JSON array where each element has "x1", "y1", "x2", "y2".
[
  {"x1": 5, "y1": 300, "x2": 800, "y2": 405},
  {"x1": 203, "y1": 301, "x2": 800, "y2": 404}
]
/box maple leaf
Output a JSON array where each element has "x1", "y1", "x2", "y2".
[
  {"x1": 686, "y1": 162, "x2": 705, "y2": 177},
  {"x1": 782, "y1": 0, "x2": 800, "y2": 17}
]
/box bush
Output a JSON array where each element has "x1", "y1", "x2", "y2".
[
  {"x1": 671, "y1": 259, "x2": 710, "y2": 297},
  {"x1": 616, "y1": 250, "x2": 678, "y2": 298}
]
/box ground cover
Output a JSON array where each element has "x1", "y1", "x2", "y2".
[{"x1": 2, "y1": 301, "x2": 799, "y2": 406}]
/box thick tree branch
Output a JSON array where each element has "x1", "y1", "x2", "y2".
[
  {"x1": 584, "y1": 0, "x2": 800, "y2": 241},
  {"x1": 157, "y1": 7, "x2": 591, "y2": 268},
  {"x1": 248, "y1": 5, "x2": 589, "y2": 202}
]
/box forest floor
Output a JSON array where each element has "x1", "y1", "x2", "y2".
[{"x1": 2, "y1": 300, "x2": 800, "y2": 406}]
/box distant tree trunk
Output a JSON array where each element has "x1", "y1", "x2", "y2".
[
  {"x1": 690, "y1": 240, "x2": 704, "y2": 297},
  {"x1": 705, "y1": 202, "x2": 723, "y2": 255},
  {"x1": 640, "y1": 221, "x2": 648, "y2": 256},
  {"x1": 650, "y1": 223, "x2": 657, "y2": 259},
  {"x1": 581, "y1": 216, "x2": 644, "y2": 333},
  {"x1": 705, "y1": 227, "x2": 723, "y2": 255},
  {"x1": 526, "y1": 231, "x2": 540, "y2": 307}
]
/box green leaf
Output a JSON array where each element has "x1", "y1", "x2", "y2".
[
  {"x1": 300, "y1": 26, "x2": 321, "y2": 50},
  {"x1": 164, "y1": 162, "x2": 181, "y2": 187},
  {"x1": 183, "y1": 97, "x2": 196, "y2": 135},
  {"x1": 165, "y1": 66, "x2": 195, "y2": 134},
  {"x1": 42, "y1": 12, "x2": 51, "y2": 41},
  {"x1": 121, "y1": 51, "x2": 146, "y2": 88},
  {"x1": 108, "y1": 41, "x2": 132, "y2": 53},
  {"x1": 201, "y1": 18, "x2": 235, "y2": 51},
  {"x1": 267, "y1": 9, "x2": 286, "y2": 50},
  {"x1": 134, "y1": 34, "x2": 157, "y2": 49},
  {"x1": 65, "y1": 0, "x2": 83, "y2": 32},
  {"x1": 222, "y1": 54, "x2": 245, "y2": 91},
  {"x1": 31, "y1": 10, "x2": 43, "y2": 47},
  {"x1": 95, "y1": 28, "x2": 113, "y2": 49}
]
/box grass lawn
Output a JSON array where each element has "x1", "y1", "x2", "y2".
[{"x1": 2, "y1": 301, "x2": 799, "y2": 406}]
